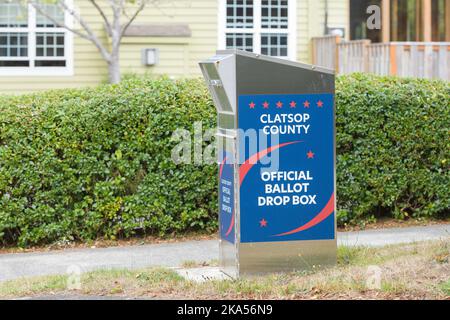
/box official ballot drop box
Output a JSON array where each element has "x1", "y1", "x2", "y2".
[{"x1": 199, "y1": 50, "x2": 336, "y2": 278}]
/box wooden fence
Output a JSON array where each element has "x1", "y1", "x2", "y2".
[
  {"x1": 311, "y1": 36, "x2": 450, "y2": 81},
  {"x1": 311, "y1": 35, "x2": 340, "y2": 70}
]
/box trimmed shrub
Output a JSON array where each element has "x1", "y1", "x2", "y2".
[
  {"x1": 336, "y1": 74, "x2": 449, "y2": 224},
  {"x1": 0, "y1": 74, "x2": 448, "y2": 246},
  {"x1": 0, "y1": 78, "x2": 217, "y2": 246}
]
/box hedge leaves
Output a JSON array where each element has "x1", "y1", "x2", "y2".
[{"x1": 0, "y1": 74, "x2": 448, "y2": 246}]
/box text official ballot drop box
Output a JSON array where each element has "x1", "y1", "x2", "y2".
[{"x1": 200, "y1": 50, "x2": 336, "y2": 277}]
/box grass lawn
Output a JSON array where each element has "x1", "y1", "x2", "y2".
[{"x1": 0, "y1": 240, "x2": 448, "y2": 300}]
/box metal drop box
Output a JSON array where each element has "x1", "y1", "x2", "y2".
[{"x1": 200, "y1": 50, "x2": 337, "y2": 278}]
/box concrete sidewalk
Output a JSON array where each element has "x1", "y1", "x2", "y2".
[{"x1": 0, "y1": 224, "x2": 449, "y2": 282}]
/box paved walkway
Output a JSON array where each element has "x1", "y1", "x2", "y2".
[{"x1": 0, "y1": 224, "x2": 449, "y2": 282}]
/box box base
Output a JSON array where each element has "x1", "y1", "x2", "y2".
[{"x1": 220, "y1": 239, "x2": 337, "y2": 277}]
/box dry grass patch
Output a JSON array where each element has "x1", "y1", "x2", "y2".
[
  {"x1": 181, "y1": 259, "x2": 218, "y2": 269},
  {"x1": 0, "y1": 240, "x2": 448, "y2": 300}
]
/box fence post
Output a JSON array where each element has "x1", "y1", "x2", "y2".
[
  {"x1": 335, "y1": 36, "x2": 341, "y2": 74},
  {"x1": 311, "y1": 35, "x2": 341, "y2": 71},
  {"x1": 389, "y1": 43, "x2": 398, "y2": 76},
  {"x1": 438, "y1": 45, "x2": 449, "y2": 80},
  {"x1": 423, "y1": 44, "x2": 434, "y2": 79},
  {"x1": 362, "y1": 40, "x2": 371, "y2": 72}
]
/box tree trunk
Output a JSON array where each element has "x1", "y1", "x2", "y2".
[{"x1": 108, "y1": 53, "x2": 121, "y2": 84}]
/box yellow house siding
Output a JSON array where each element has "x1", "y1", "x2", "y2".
[
  {"x1": 299, "y1": 0, "x2": 350, "y2": 64},
  {"x1": 120, "y1": 43, "x2": 189, "y2": 77},
  {"x1": 118, "y1": 0, "x2": 218, "y2": 77},
  {"x1": 0, "y1": 0, "x2": 349, "y2": 93},
  {"x1": 0, "y1": 0, "x2": 218, "y2": 93},
  {"x1": 0, "y1": 1, "x2": 105, "y2": 93},
  {"x1": 327, "y1": 0, "x2": 350, "y2": 38},
  {"x1": 297, "y1": 0, "x2": 310, "y2": 63}
]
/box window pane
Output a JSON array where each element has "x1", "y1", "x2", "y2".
[
  {"x1": 390, "y1": 0, "x2": 422, "y2": 41},
  {"x1": 56, "y1": 36, "x2": 64, "y2": 45},
  {"x1": 262, "y1": 0, "x2": 288, "y2": 29},
  {"x1": 36, "y1": 3, "x2": 64, "y2": 27},
  {"x1": 0, "y1": 2, "x2": 28, "y2": 27},
  {"x1": 349, "y1": 0, "x2": 382, "y2": 42},
  {"x1": 261, "y1": 33, "x2": 288, "y2": 57},
  {"x1": 431, "y1": 0, "x2": 446, "y2": 41},
  {"x1": 226, "y1": 0, "x2": 253, "y2": 28},
  {"x1": 0, "y1": 32, "x2": 28, "y2": 57},
  {"x1": 0, "y1": 60, "x2": 29, "y2": 67},
  {"x1": 37, "y1": 35, "x2": 44, "y2": 45},
  {"x1": 226, "y1": 33, "x2": 253, "y2": 52},
  {"x1": 35, "y1": 60, "x2": 66, "y2": 67},
  {"x1": 36, "y1": 32, "x2": 65, "y2": 57}
]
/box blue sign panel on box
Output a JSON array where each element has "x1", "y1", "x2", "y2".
[
  {"x1": 238, "y1": 94, "x2": 335, "y2": 243},
  {"x1": 219, "y1": 150, "x2": 235, "y2": 244}
]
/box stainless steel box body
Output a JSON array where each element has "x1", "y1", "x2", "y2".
[{"x1": 200, "y1": 50, "x2": 336, "y2": 278}]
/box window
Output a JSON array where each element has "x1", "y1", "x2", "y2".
[
  {"x1": 390, "y1": 0, "x2": 423, "y2": 41},
  {"x1": 431, "y1": 0, "x2": 447, "y2": 41},
  {"x1": 261, "y1": 0, "x2": 288, "y2": 29},
  {"x1": 226, "y1": 0, "x2": 253, "y2": 28},
  {"x1": 350, "y1": 0, "x2": 382, "y2": 42},
  {"x1": 261, "y1": 33, "x2": 287, "y2": 56},
  {"x1": 218, "y1": 0, "x2": 296, "y2": 60},
  {"x1": 226, "y1": 32, "x2": 253, "y2": 51},
  {"x1": 0, "y1": 0, "x2": 73, "y2": 76}
]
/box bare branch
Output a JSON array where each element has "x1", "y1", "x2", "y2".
[
  {"x1": 27, "y1": 0, "x2": 175, "y2": 83},
  {"x1": 146, "y1": 0, "x2": 179, "y2": 19},
  {"x1": 120, "y1": 0, "x2": 146, "y2": 40},
  {"x1": 89, "y1": 0, "x2": 112, "y2": 35},
  {"x1": 30, "y1": 3, "x2": 87, "y2": 39},
  {"x1": 107, "y1": 0, "x2": 121, "y2": 12},
  {"x1": 29, "y1": 1, "x2": 111, "y2": 62},
  {"x1": 58, "y1": 1, "x2": 111, "y2": 62},
  {"x1": 109, "y1": 0, "x2": 122, "y2": 48}
]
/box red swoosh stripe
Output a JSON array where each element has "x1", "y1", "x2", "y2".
[
  {"x1": 225, "y1": 211, "x2": 235, "y2": 237},
  {"x1": 239, "y1": 141, "x2": 301, "y2": 186},
  {"x1": 274, "y1": 193, "x2": 335, "y2": 237}
]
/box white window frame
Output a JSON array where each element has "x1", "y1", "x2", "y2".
[
  {"x1": 0, "y1": 0, "x2": 74, "y2": 76},
  {"x1": 218, "y1": 0, "x2": 297, "y2": 61}
]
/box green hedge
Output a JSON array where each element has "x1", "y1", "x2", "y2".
[
  {"x1": 0, "y1": 78, "x2": 218, "y2": 246},
  {"x1": 336, "y1": 74, "x2": 449, "y2": 224},
  {"x1": 0, "y1": 74, "x2": 448, "y2": 246}
]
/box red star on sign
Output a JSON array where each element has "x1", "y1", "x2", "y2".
[
  {"x1": 249, "y1": 102, "x2": 256, "y2": 109},
  {"x1": 307, "y1": 151, "x2": 315, "y2": 159},
  {"x1": 290, "y1": 101, "x2": 297, "y2": 108},
  {"x1": 259, "y1": 219, "x2": 268, "y2": 227},
  {"x1": 276, "y1": 101, "x2": 283, "y2": 108},
  {"x1": 263, "y1": 101, "x2": 269, "y2": 109},
  {"x1": 303, "y1": 100, "x2": 310, "y2": 108},
  {"x1": 317, "y1": 100, "x2": 324, "y2": 108}
]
